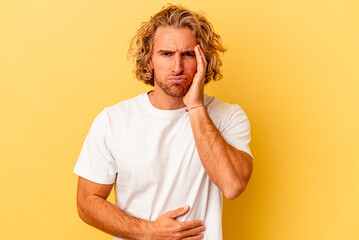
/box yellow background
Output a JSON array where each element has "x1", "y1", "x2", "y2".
[{"x1": 1, "y1": 0, "x2": 358, "y2": 239}]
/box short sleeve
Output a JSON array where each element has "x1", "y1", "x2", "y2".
[
  {"x1": 73, "y1": 109, "x2": 118, "y2": 184},
  {"x1": 221, "y1": 105, "x2": 253, "y2": 160}
]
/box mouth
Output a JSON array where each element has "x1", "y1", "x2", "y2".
[{"x1": 168, "y1": 76, "x2": 187, "y2": 84}]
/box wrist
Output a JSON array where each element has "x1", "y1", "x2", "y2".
[
  {"x1": 137, "y1": 220, "x2": 153, "y2": 240},
  {"x1": 185, "y1": 99, "x2": 203, "y2": 107},
  {"x1": 140, "y1": 220, "x2": 159, "y2": 240},
  {"x1": 186, "y1": 104, "x2": 205, "y2": 112}
]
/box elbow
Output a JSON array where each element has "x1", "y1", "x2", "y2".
[
  {"x1": 223, "y1": 171, "x2": 252, "y2": 199},
  {"x1": 76, "y1": 196, "x2": 92, "y2": 224},
  {"x1": 222, "y1": 181, "x2": 246, "y2": 200},
  {"x1": 223, "y1": 191, "x2": 239, "y2": 200},
  {"x1": 224, "y1": 159, "x2": 253, "y2": 200},
  {"x1": 77, "y1": 200, "x2": 87, "y2": 222},
  {"x1": 77, "y1": 205, "x2": 87, "y2": 223},
  {"x1": 77, "y1": 202, "x2": 95, "y2": 226}
]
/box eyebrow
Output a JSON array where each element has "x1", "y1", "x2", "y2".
[
  {"x1": 156, "y1": 50, "x2": 195, "y2": 54},
  {"x1": 157, "y1": 50, "x2": 173, "y2": 54}
]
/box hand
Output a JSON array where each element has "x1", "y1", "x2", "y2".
[
  {"x1": 183, "y1": 45, "x2": 208, "y2": 108},
  {"x1": 145, "y1": 205, "x2": 205, "y2": 240}
]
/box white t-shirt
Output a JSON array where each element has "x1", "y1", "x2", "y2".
[{"x1": 74, "y1": 93, "x2": 252, "y2": 240}]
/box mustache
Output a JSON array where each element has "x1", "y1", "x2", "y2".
[{"x1": 167, "y1": 75, "x2": 187, "y2": 79}]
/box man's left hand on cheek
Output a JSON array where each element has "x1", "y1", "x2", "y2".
[{"x1": 183, "y1": 45, "x2": 208, "y2": 108}]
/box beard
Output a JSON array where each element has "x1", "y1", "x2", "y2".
[{"x1": 154, "y1": 75, "x2": 191, "y2": 98}]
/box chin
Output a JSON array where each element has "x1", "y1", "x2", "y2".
[{"x1": 164, "y1": 89, "x2": 187, "y2": 98}]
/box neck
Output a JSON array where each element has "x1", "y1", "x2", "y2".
[{"x1": 147, "y1": 90, "x2": 186, "y2": 110}]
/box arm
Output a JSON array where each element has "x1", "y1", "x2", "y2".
[
  {"x1": 76, "y1": 176, "x2": 206, "y2": 240},
  {"x1": 184, "y1": 46, "x2": 253, "y2": 200},
  {"x1": 188, "y1": 108, "x2": 253, "y2": 199}
]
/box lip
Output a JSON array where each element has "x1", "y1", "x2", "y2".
[{"x1": 168, "y1": 77, "x2": 187, "y2": 83}]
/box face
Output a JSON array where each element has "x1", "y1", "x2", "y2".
[{"x1": 149, "y1": 27, "x2": 198, "y2": 98}]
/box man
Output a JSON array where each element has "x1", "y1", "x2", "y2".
[{"x1": 74, "y1": 4, "x2": 253, "y2": 240}]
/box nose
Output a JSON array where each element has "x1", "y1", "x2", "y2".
[{"x1": 172, "y1": 53, "x2": 184, "y2": 75}]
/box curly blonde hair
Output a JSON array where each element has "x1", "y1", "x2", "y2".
[{"x1": 128, "y1": 4, "x2": 226, "y2": 86}]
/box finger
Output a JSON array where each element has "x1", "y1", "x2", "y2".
[
  {"x1": 182, "y1": 233, "x2": 204, "y2": 240},
  {"x1": 165, "y1": 205, "x2": 190, "y2": 219},
  {"x1": 194, "y1": 46, "x2": 205, "y2": 72},
  {"x1": 180, "y1": 220, "x2": 205, "y2": 230},
  {"x1": 181, "y1": 225, "x2": 206, "y2": 237},
  {"x1": 195, "y1": 45, "x2": 207, "y2": 69},
  {"x1": 198, "y1": 45, "x2": 207, "y2": 66}
]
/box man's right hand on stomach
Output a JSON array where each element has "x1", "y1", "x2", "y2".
[{"x1": 144, "y1": 205, "x2": 206, "y2": 240}]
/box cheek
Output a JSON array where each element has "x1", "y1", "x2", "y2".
[
  {"x1": 154, "y1": 59, "x2": 172, "y2": 72},
  {"x1": 187, "y1": 60, "x2": 198, "y2": 76}
]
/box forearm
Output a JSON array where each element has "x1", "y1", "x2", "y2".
[
  {"x1": 77, "y1": 177, "x2": 205, "y2": 239},
  {"x1": 77, "y1": 195, "x2": 149, "y2": 239},
  {"x1": 188, "y1": 106, "x2": 253, "y2": 199}
]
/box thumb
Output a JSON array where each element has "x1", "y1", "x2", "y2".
[{"x1": 166, "y1": 205, "x2": 190, "y2": 219}]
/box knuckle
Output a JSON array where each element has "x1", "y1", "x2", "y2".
[
  {"x1": 190, "y1": 228, "x2": 201, "y2": 235},
  {"x1": 197, "y1": 234, "x2": 204, "y2": 239},
  {"x1": 189, "y1": 221, "x2": 196, "y2": 228},
  {"x1": 174, "y1": 224, "x2": 183, "y2": 232},
  {"x1": 194, "y1": 220, "x2": 202, "y2": 227},
  {"x1": 174, "y1": 232, "x2": 183, "y2": 239}
]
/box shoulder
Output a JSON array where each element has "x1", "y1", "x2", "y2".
[
  {"x1": 204, "y1": 94, "x2": 248, "y2": 121},
  {"x1": 105, "y1": 93, "x2": 144, "y2": 114},
  {"x1": 205, "y1": 95, "x2": 253, "y2": 157},
  {"x1": 93, "y1": 93, "x2": 146, "y2": 129}
]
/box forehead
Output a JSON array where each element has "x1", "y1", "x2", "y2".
[{"x1": 152, "y1": 27, "x2": 197, "y2": 50}]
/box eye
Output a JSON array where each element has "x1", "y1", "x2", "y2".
[
  {"x1": 183, "y1": 52, "x2": 195, "y2": 57},
  {"x1": 161, "y1": 52, "x2": 172, "y2": 56}
]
